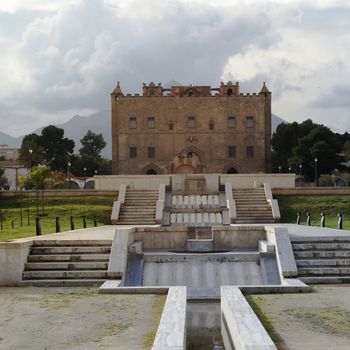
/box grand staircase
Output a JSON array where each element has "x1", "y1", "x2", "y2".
[
  {"x1": 232, "y1": 188, "x2": 274, "y2": 224},
  {"x1": 117, "y1": 189, "x2": 158, "y2": 225},
  {"x1": 22, "y1": 239, "x2": 112, "y2": 286},
  {"x1": 292, "y1": 237, "x2": 350, "y2": 283}
]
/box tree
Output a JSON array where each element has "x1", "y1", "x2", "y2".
[
  {"x1": 272, "y1": 119, "x2": 346, "y2": 181},
  {"x1": 18, "y1": 134, "x2": 44, "y2": 168},
  {"x1": 79, "y1": 130, "x2": 106, "y2": 161},
  {"x1": 40, "y1": 125, "x2": 75, "y2": 171},
  {"x1": 29, "y1": 165, "x2": 51, "y2": 215}
]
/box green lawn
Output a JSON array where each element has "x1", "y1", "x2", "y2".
[
  {"x1": 0, "y1": 195, "x2": 116, "y2": 242},
  {"x1": 276, "y1": 195, "x2": 350, "y2": 230}
]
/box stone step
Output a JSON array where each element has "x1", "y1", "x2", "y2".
[
  {"x1": 296, "y1": 259, "x2": 350, "y2": 267},
  {"x1": 299, "y1": 276, "x2": 350, "y2": 284},
  {"x1": 292, "y1": 243, "x2": 350, "y2": 251},
  {"x1": 235, "y1": 220, "x2": 275, "y2": 224},
  {"x1": 117, "y1": 221, "x2": 156, "y2": 224},
  {"x1": 30, "y1": 246, "x2": 111, "y2": 255},
  {"x1": 32, "y1": 240, "x2": 112, "y2": 247},
  {"x1": 23, "y1": 270, "x2": 109, "y2": 280},
  {"x1": 236, "y1": 211, "x2": 272, "y2": 215},
  {"x1": 291, "y1": 237, "x2": 350, "y2": 243},
  {"x1": 27, "y1": 254, "x2": 110, "y2": 262},
  {"x1": 20, "y1": 279, "x2": 107, "y2": 286},
  {"x1": 24, "y1": 262, "x2": 109, "y2": 271},
  {"x1": 236, "y1": 206, "x2": 271, "y2": 209},
  {"x1": 294, "y1": 251, "x2": 350, "y2": 258},
  {"x1": 298, "y1": 267, "x2": 350, "y2": 275},
  {"x1": 120, "y1": 207, "x2": 156, "y2": 211}
]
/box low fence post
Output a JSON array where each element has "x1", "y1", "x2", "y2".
[
  {"x1": 338, "y1": 213, "x2": 343, "y2": 230},
  {"x1": 296, "y1": 212, "x2": 301, "y2": 225},
  {"x1": 320, "y1": 213, "x2": 325, "y2": 227},
  {"x1": 35, "y1": 216, "x2": 41, "y2": 236},
  {"x1": 11, "y1": 220, "x2": 14, "y2": 229},
  {"x1": 83, "y1": 215, "x2": 86, "y2": 229},
  {"x1": 70, "y1": 215, "x2": 75, "y2": 231},
  {"x1": 56, "y1": 217, "x2": 60, "y2": 233},
  {"x1": 93, "y1": 216, "x2": 97, "y2": 227},
  {"x1": 306, "y1": 212, "x2": 311, "y2": 226}
]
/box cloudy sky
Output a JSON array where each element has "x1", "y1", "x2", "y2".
[{"x1": 0, "y1": 0, "x2": 349, "y2": 136}]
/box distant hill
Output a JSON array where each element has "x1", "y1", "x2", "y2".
[{"x1": 0, "y1": 111, "x2": 286, "y2": 160}]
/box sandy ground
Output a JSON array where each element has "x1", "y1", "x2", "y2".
[
  {"x1": 0, "y1": 287, "x2": 165, "y2": 350},
  {"x1": 250, "y1": 285, "x2": 350, "y2": 350}
]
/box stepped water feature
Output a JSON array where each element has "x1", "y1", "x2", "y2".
[{"x1": 292, "y1": 236, "x2": 350, "y2": 283}]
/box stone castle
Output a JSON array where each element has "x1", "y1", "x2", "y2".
[{"x1": 111, "y1": 81, "x2": 271, "y2": 175}]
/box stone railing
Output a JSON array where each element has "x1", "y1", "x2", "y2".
[
  {"x1": 110, "y1": 184, "x2": 126, "y2": 224},
  {"x1": 264, "y1": 183, "x2": 280, "y2": 221}
]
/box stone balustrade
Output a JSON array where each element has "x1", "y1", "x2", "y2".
[
  {"x1": 171, "y1": 194, "x2": 220, "y2": 209},
  {"x1": 170, "y1": 212, "x2": 223, "y2": 225}
]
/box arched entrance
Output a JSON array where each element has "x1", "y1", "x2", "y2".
[
  {"x1": 146, "y1": 169, "x2": 157, "y2": 175},
  {"x1": 227, "y1": 167, "x2": 238, "y2": 174}
]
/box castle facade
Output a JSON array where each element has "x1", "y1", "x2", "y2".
[{"x1": 111, "y1": 81, "x2": 271, "y2": 174}]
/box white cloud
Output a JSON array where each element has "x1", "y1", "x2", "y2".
[{"x1": 0, "y1": 0, "x2": 349, "y2": 136}]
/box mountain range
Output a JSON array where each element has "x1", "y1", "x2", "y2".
[{"x1": 0, "y1": 111, "x2": 286, "y2": 159}]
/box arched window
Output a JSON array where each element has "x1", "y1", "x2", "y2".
[
  {"x1": 227, "y1": 88, "x2": 233, "y2": 96},
  {"x1": 146, "y1": 169, "x2": 157, "y2": 175}
]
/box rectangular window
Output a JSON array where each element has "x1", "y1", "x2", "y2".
[
  {"x1": 129, "y1": 117, "x2": 137, "y2": 129},
  {"x1": 228, "y1": 146, "x2": 236, "y2": 158},
  {"x1": 246, "y1": 116, "x2": 254, "y2": 128},
  {"x1": 228, "y1": 116, "x2": 236, "y2": 128},
  {"x1": 188, "y1": 117, "x2": 195, "y2": 129},
  {"x1": 246, "y1": 146, "x2": 254, "y2": 158},
  {"x1": 169, "y1": 122, "x2": 174, "y2": 130},
  {"x1": 147, "y1": 117, "x2": 155, "y2": 129},
  {"x1": 148, "y1": 146, "x2": 155, "y2": 158},
  {"x1": 209, "y1": 121, "x2": 214, "y2": 130},
  {"x1": 129, "y1": 147, "x2": 137, "y2": 158}
]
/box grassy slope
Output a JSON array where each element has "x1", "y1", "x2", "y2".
[
  {"x1": 0, "y1": 195, "x2": 115, "y2": 241},
  {"x1": 276, "y1": 195, "x2": 350, "y2": 230}
]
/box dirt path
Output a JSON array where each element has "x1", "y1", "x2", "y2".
[
  {"x1": 0, "y1": 287, "x2": 165, "y2": 350},
  {"x1": 250, "y1": 285, "x2": 350, "y2": 350}
]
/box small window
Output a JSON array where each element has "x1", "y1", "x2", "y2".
[
  {"x1": 188, "y1": 117, "x2": 195, "y2": 129},
  {"x1": 228, "y1": 146, "x2": 236, "y2": 158},
  {"x1": 209, "y1": 120, "x2": 214, "y2": 130},
  {"x1": 129, "y1": 117, "x2": 137, "y2": 129},
  {"x1": 246, "y1": 146, "x2": 254, "y2": 158},
  {"x1": 169, "y1": 121, "x2": 174, "y2": 130},
  {"x1": 148, "y1": 117, "x2": 155, "y2": 129},
  {"x1": 246, "y1": 116, "x2": 254, "y2": 128},
  {"x1": 228, "y1": 116, "x2": 235, "y2": 128},
  {"x1": 148, "y1": 146, "x2": 155, "y2": 158},
  {"x1": 129, "y1": 147, "x2": 137, "y2": 158}
]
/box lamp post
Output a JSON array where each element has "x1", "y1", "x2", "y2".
[
  {"x1": 288, "y1": 166, "x2": 291, "y2": 173},
  {"x1": 314, "y1": 157, "x2": 318, "y2": 187},
  {"x1": 29, "y1": 148, "x2": 33, "y2": 169},
  {"x1": 83, "y1": 167, "x2": 87, "y2": 189},
  {"x1": 278, "y1": 165, "x2": 282, "y2": 174},
  {"x1": 299, "y1": 164, "x2": 302, "y2": 186},
  {"x1": 68, "y1": 161, "x2": 71, "y2": 189}
]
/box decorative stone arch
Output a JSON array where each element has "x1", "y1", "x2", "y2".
[
  {"x1": 141, "y1": 163, "x2": 162, "y2": 175},
  {"x1": 223, "y1": 164, "x2": 242, "y2": 174},
  {"x1": 164, "y1": 147, "x2": 207, "y2": 174},
  {"x1": 180, "y1": 146, "x2": 207, "y2": 167}
]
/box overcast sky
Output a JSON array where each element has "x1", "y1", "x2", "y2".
[{"x1": 0, "y1": 0, "x2": 349, "y2": 136}]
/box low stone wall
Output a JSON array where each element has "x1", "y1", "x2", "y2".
[
  {"x1": 95, "y1": 175, "x2": 171, "y2": 190},
  {"x1": 0, "y1": 189, "x2": 117, "y2": 198},
  {"x1": 213, "y1": 226, "x2": 266, "y2": 249},
  {"x1": 220, "y1": 174, "x2": 295, "y2": 189},
  {"x1": 273, "y1": 187, "x2": 350, "y2": 195},
  {"x1": 152, "y1": 286, "x2": 187, "y2": 350},
  {"x1": 0, "y1": 241, "x2": 32, "y2": 285},
  {"x1": 221, "y1": 286, "x2": 277, "y2": 350}
]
